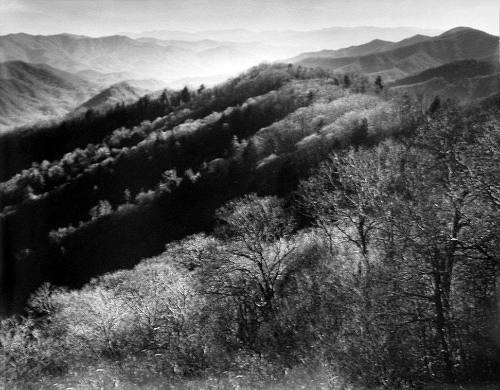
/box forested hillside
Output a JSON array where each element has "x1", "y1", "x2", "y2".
[
  {"x1": 390, "y1": 60, "x2": 499, "y2": 105},
  {"x1": 74, "y1": 82, "x2": 155, "y2": 113},
  {"x1": 0, "y1": 64, "x2": 350, "y2": 313},
  {"x1": 1, "y1": 61, "x2": 499, "y2": 389},
  {"x1": 0, "y1": 61, "x2": 101, "y2": 130}
]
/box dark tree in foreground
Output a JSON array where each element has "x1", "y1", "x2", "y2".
[
  {"x1": 374, "y1": 75, "x2": 384, "y2": 93},
  {"x1": 343, "y1": 75, "x2": 351, "y2": 88},
  {"x1": 429, "y1": 95, "x2": 441, "y2": 113}
]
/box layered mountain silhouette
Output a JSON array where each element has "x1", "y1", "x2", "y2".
[
  {"x1": 0, "y1": 61, "x2": 100, "y2": 130},
  {"x1": 0, "y1": 33, "x2": 202, "y2": 82},
  {"x1": 0, "y1": 32, "x2": 297, "y2": 85},
  {"x1": 293, "y1": 27, "x2": 498, "y2": 81},
  {"x1": 1, "y1": 26, "x2": 496, "y2": 132},
  {"x1": 127, "y1": 26, "x2": 441, "y2": 51},
  {"x1": 291, "y1": 34, "x2": 431, "y2": 62}
]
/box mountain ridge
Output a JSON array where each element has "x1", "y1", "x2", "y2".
[
  {"x1": 74, "y1": 81, "x2": 153, "y2": 113},
  {"x1": 0, "y1": 61, "x2": 100, "y2": 130},
  {"x1": 293, "y1": 27, "x2": 498, "y2": 81},
  {"x1": 128, "y1": 26, "x2": 441, "y2": 47},
  {"x1": 390, "y1": 59, "x2": 500, "y2": 105},
  {"x1": 0, "y1": 32, "x2": 300, "y2": 84}
]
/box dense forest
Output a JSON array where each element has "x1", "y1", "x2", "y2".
[
  {"x1": 0, "y1": 64, "x2": 368, "y2": 313},
  {"x1": 1, "y1": 63, "x2": 500, "y2": 389}
]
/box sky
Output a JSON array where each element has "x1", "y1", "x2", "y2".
[{"x1": 0, "y1": 0, "x2": 498, "y2": 36}]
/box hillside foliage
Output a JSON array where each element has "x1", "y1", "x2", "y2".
[{"x1": 0, "y1": 62, "x2": 499, "y2": 389}]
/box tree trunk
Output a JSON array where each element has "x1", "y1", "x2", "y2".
[{"x1": 433, "y1": 269, "x2": 454, "y2": 381}]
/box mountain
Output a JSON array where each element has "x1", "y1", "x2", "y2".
[
  {"x1": 74, "y1": 81, "x2": 156, "y2": 113},
  {"x1": 291, "y1": 34, "x2": 431, "y2": 62},
  {"x1": 293, "y1": 28, "x2": 498, "y2": 81},
  {"x1": 2, "y1": 60, "x2": 497, "y2": 318},
  {"x1": 390, "y1": 59, "x2": 500, "y2": 105},
  {"x1": 1, "y1": 58, "x2": 499, "y2": 390},
  {"x1": 391, "y1": 59, "x2": 497, "y2": 86},
  {"x1": 0, "y1": 27, "x2": 443, "y2": 92},
  {"x1": 292, "y1": 39, "x2": 393, "y2": 61},
  {"x1": 0, "y1": 64, "x2": 402, "y2": 314},
  {"x1": 0, "y1": 60, "x2": 166, "y2": 131},
  {"x1": 0, "y1": 33, "x2": 298, "y2": 86},
  {"x1": 0, "y1": 33, "x2": 202, "y2": 82},
  {"x1": 128, "y1": 26, "x2": 441, "y2": 51},
  {"x1": 0, "y1": 61, "x2": 100, "y2": 130}
]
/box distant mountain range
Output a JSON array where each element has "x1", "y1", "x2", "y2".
[
  {"x1": 0, "y1": 32, "x2": 298, "y2": 85},
  {"x1": 291, "y1": 34, "x2": 431, "y2": 62},
  {"x1": 0, "y1": 33, "x2": 201, "y2": 82},
  {"x1": 0, "y1": 26, "x2": 437, "y2": 131},
  {"x1": 293, "y1": 27, "x2": 498, "y2": 81},
  {"x1": 126, "y1": 26, "x2": 442, "y2": 51},
  {"x1": 0, "y1": 26, "x2": 497, "y2": 132},
  {"x1": 0, "y1": 31, "x2": 301, "y2": 130}
]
